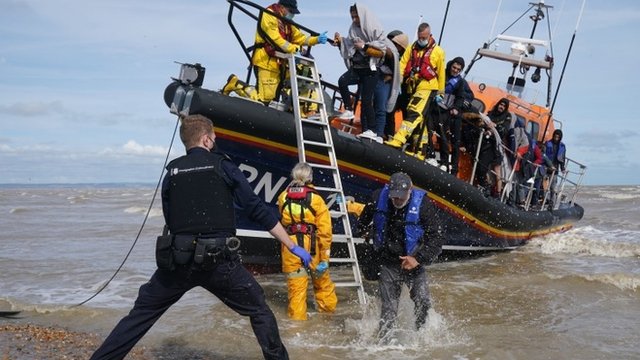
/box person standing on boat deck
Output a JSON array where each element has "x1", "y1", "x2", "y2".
[
  {"x1": 333, "y1": 3, "x2": 387, "y2": 142},
  {"x1": 90, "y1": 115, "x2": 312, "y2": 360},
  {"x1": 379, "y1": 30, "x2": 409, "y2": 141},
  {"x1": 430, "y1": 56, "x2": 473, "y2": 175},
  {"x1": 277, "y1": 162, "x2": 337, "y2": 320},
  {"x1": 385, "y1": 22, "x2": 445, "y2": 162},
  {"x1": 224, "y1": 0, "x2": 328, "y2": 105},
  {"x1": 543, "y1": 129, "x2": 567, "y2": 205},
  {"x1": 356, "y1": 172, "x2": 443, "y2": 340}
]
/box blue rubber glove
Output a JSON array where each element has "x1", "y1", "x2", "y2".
[
  {"x1": 315, "y1": 261, "x2": 329, "y2": 275},
  {"x1": 290, "y1": 245, "x2": 312, "y2": 268},
  {"x1": 317, "y1": 31, "x2": 328, "y2": 44},
  {"x1": 434, "y1": 94, "x2": 444, "y2": 104}
]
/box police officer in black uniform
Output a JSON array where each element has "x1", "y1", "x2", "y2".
[{"x1": 90, "y1": 114, "x2": 312, "y2": 360}]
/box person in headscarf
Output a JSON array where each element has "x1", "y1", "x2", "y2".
[
  {"x1": 381, "y1": 30, "x2": 409, "y2": 141},
  {"x1": 333, "y1": 3, "x2": 387, "y2": 143}
]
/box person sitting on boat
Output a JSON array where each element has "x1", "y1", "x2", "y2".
[
  {"x1": 383, "y1": 30, "x2": 410, "y2": 141},
  {"x1": 277, "y1": 162, "x2": 337, "y2": 321},
  {"x1": 508, "y1": 118, "x2": 536, "y2": 205},
  {"x1": 543, "y1": 129, "x2": 567, "y2": 206},
  {"x1": 430, "y1": 56, "x2": 473, "y2": 175},
  {"x1": 487, "y1": 98, "x2": 513, "y2": 194},
  {"x1": 384, "y1": 22, "x2": 445, "y2": 162},
  {"x1": 222, "y1": 0, "x2": 328, "y2": 105},
  {"x1": 461, "y1": 112, "x2": 502, "y2": 196},
  {"x1": 90, "y1": 114, "x2": 312, "y2": 360},
  {"x1": 355, "y1": 172, "x2": 443, "y2": 340},
  {"x1": 333, "y1": 3, "x2": 387, "y2": 142}
]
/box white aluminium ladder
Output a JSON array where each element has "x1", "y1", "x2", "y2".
[{"x1": 277, "y1": 51, "x2": 366, "y2": 305}]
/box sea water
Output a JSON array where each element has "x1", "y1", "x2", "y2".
[{"x1": 1, "y1": 184, "x2": 639, "y2": 359}]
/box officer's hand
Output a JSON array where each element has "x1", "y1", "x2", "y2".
[
  {"x1": 317, "y1": 31, "x2": 328, "y2": 44},
  {"x1": 434, "y1": 94, "x2": 444, "y2": 104},
  {"x1": 290, "y1": 245, "x2": 312, "y2": 267},
  {"x1": 315, "y1": 261, "x2": 329, "y2": 275}
]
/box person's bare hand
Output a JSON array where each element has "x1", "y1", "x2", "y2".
[{"x1": 399, "y1": 256, "x2": 419, "y2": 270}]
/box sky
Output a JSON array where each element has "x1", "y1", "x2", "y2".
[{"x1": 1, "y1": 0, "x2": 638, "y2": 185}]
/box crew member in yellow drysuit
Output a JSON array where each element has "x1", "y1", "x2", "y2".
[
  {"x1": 384, "y1": 22, "x2": 445, "y2": 159},
  {"x1": 277, "y1": 162, "x2": 337, "y2": 320},
  {"x1": 223, "y1": 0, "x2": 328, "y2": 104}
]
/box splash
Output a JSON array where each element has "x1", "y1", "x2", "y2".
[{"x1": 530, "y1": 226, "x2": 640, "y2": 258}]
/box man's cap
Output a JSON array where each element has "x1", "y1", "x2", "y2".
[
  {"x1": 279, "y1": 0, "x2": 300, "y2": 14},
  {"x1": 388, "y1": 172, "x2": 412, "y2": 198},
  {"x1": 391, "y1": 33, "x2": 409, "y2": 50}
]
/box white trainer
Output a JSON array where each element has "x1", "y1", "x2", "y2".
[
  {"x1": 337, "y1": 110, "x2": 355, "y2": 120},
  {"x1": 426, "y1": 158, "x2": 439, "y2": 167},
  {"x1": 374, "y1": 136, "x2": 383, "y2": 144},
  {"x1": 357, "y1": 130, "x2": 377, "y2": 139}
]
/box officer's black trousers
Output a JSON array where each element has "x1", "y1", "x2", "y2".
[{"x1": 90, "y1": 258, "x2": 288, "y2": 360}]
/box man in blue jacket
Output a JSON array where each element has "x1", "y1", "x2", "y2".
[
  {"x1": 357, "y1": 172, "x2": 443, "y2": 340},
  {"x1": 543, "y1": 129, "x2": 567, "y2": 206}
]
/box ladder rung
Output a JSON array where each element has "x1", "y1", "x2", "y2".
[
  {"x1": 314, "y1": 186, "x2": 341, "y2": 193},
  {"x1": 298, "y1": 96, "x2": 323, "y2": 105},
  {"x1": 330, "y1": 257, "x2": 357, "y2": 263},
  {"x1": 308, "y1": 163, "x2": 338, "y2": 170},
  {"x1": 334, "y1": 281, "x2": 363, "y2": 288},
  {"x1": 329, "y1": 210, "x2": 348, "y2": 218},
  {"x1": 302, "y1": 140, "x2": 332, "y2": 148},
  {"x1": 295, "y1": 74, "x2": 319, "y2": 83},
  {"x1": 300, "y1": 118, "x2": 330, "y2": 126}
]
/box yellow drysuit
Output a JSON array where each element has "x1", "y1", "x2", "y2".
[
  {"x1": 278, "y1": 185, "x2": 337, "y2": 320},
  {"x1": 252, "y1": 4, "x2": 320, "y2": 103}
]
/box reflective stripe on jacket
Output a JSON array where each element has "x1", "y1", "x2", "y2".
[{"x1": 252, "y1": 5, "x2": 319, "y2": 72}]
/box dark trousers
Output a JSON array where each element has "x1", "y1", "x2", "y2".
[
  {"x1": 338, "y1": 67, "x2": 378, "y2": 132},
  {"x1": 378, "y1": 263, "x2": 431, "y2": 339},
  {"x1": 90, "y1": 258, "x2": 288, "y2": 360}
]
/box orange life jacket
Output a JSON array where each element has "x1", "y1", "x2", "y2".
[{"x1": 403, "y1": 38, "x2": 437, "y2": 81}]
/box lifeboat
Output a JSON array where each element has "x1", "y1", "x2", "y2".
[{"x1": 163, "y1": 0, "x2": 587, "y2": 268}]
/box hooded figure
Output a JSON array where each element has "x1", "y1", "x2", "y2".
[
  {"x1": 338, "y1": 3, "x2": 387, "y2": 71},
  {"x1": 488, "y1": 97, "x2": 512, "y2": 143}
]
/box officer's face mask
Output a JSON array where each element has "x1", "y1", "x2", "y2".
[
  {"x1": 205, "y1": 133, "x2": 216, "y2": 152},
  {"x1": 285, "y1": 12, "x2": 295, "y2": 20},
  {"x1": 416, "y1": 38, "x2": 429, "y2": 48}
]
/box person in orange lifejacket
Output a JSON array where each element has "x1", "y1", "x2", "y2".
[
  {"x1": 277, "y1": 162, "x2": 337, "y2": 320},
  {"x1": 385, "y1": 22, "x2": 445, "y2": 162},
  {"x1": 223, "y1": 0, "x2": 328, "y2": 105}
]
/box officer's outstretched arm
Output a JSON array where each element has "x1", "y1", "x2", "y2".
[{"x1": 269, "y1": 222, "x2": 312, "y2": 267}]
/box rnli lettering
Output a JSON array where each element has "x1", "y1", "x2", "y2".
[{"x1": 238, "y1": 163, "x2": 288, "y2": 203}]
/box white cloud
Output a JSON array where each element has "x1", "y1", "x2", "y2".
[
  {"x1": 99, "y1": 140, "x2": 178, "y2": 157},
  {"x1": 0, "y1": 100, "x2": 67, "y2": 117}
]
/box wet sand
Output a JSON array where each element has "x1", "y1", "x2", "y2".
[
  {"x1": 0, "y1": 323, "x2": 146, "y2": 359},
  {"x1": 0, "y1": 320, "x2": 260, "y2": 360}
]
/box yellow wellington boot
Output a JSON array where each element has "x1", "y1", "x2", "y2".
[
  {"x1": 236, "y1": 83, "x2": 259, "y2": 101},
  {"x1": 404, "y1": 149, "x2": 425, "y2": 160},
  {"x1": 222, "y1": 74, "x2": 239, "y2": 95},
  {"x1": 384, "y1": 128, "x2": 410, "y2": 148}
]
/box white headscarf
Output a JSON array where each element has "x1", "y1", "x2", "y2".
[{"x1": 338, "y1": 3, "x2": 387, "y2": 70}]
